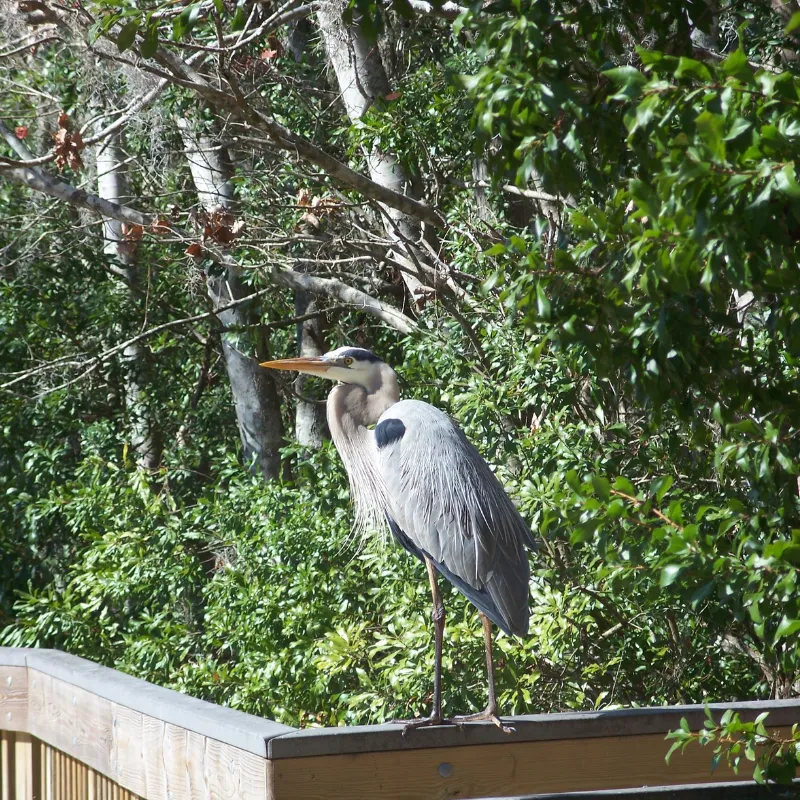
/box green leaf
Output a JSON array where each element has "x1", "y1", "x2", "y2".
[
  {"x1": 629, "y1": 178, "x2": 661, "y2": 217},
  {"x1": 774, "y1": 616, "x2": 800, "y2": 643},
  {"x1": 674, "y1": 57, "x2": 712, "y2": 82},
  {"x1": 775, "y1": 164, "x2": 800, "y2": 199},
  {"x1": 660, "y1": 564, "x2": 682, "y2": 588},
  {"x1": 591, "y1": 475, "x2": 610, "y2": 501},
  {"x1": 139, "y1": 24, "x2": 158, "y2": 58},
  {"x1": 690, "y1": 581, "x2": 715, "y2": 608},
  {"x1": 604, "y1": 66, "x2": 647, "y2": 99},
  {"x1": 230, "y1": 0, "x2": 246, "y2": 30},
  {"x1": 172, "y1": 3, "x2": 202, "y2": 40},
  {"x1": 723, "y1": 117, "x2": 751, "y2": 142},
  {"x1": 786, "y1": 10, "x2": 800, "y2": 34},
  {"x1": 651, "y1": 475, "x2": 673, "y2": 503},
  {"x1": 536, "y1": 281, "x2": 551, "y2": 320},
  {"x1": 117, "y1": 19, "x2": 139, "y2": 52},
  {"x1": 604, "y1": 66, "x2": 646, "y2": 87},
  {"x1": 613, "y1": 477, "x2": 636, "y2": 496},
  {"x1": 720, "y1": 48, "x2": 750, "y2": 80}
]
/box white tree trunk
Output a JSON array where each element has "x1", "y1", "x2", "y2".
[
  {"x1": 293, "y1": 276, "x2": 327, "y2": 448},
  {"x1": 177, "y1": 119, "x2": 284, "y2": 479},
  {"x1": 95, "y1": 130, "x2": 162, "y2": 470},
  {"x1": 315, "y1": 3, "x2": 431, "y2": 307}
]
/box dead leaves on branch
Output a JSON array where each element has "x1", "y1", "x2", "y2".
[
  {"x1": 295, "y1": 189, "x2": 342, "y2": 231},
  {"x1": 185, "y1": 207, "x2": 245, "y2": 259},
  {"x1": 197, "y1": 207, "x2": 245, "y2": 244},
  {"x1": 121, "y1": 223, "x2": 144, "y2": 242},
  {"x1": 53, "y1": 112, "x2": 84, "y2": 172}
]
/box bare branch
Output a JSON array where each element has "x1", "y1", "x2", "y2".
[
  {"x1": 267, "y1": 266, "x2": 416, "y2": 334},
  {"x1": 150, "y1": 48, "x2": 445, "y2": 229},
  {"x1": 1, "y1": 286, "x2": 351, "y2": 396},
  {"x1": 0, "y1": 164, "x2": 153, "y2": 228},
  {"x1": 0, "y1": 34, "x2": 62, "y2": 58}
]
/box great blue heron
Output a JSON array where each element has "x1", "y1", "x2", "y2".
[{"x1": 261, "y1": 346, "x2": 535, "y2": 731}]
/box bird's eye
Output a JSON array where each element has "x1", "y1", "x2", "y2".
[{"x1": 343, "y1": 357, "x2": 354, "y2": 366}]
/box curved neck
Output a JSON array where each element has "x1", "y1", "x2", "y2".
[{"x1": 326, "y1": 366, "x2": 400, "y2": 537}]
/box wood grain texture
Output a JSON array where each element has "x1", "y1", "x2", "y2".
[
  {"x1": 0, "y1": 668, "x2": 28, "y2": 733},
  {"x1": 203, "y1": 733, "x2": 267, "y2": 800},
  {"x1": 1, "y1": 731, "x2": 15, "y2": 800},
  {"x1": 268, "y1": 732, "x2": 753, "y2": 800},
  {"x1": 27, "y1": 671, "x2": 113, "y2": 778},
  {"x1": 13, "y1": 732, "x2": 41, "y2": 800},
  {"x1": 110, "y1": 704, "x2": 146, "y2": 798},
  {"x1": 17, "y1": 650, "x2": 290, "y2": 756},
  {"x1": 12, "y1": 669, "x2": 267, "y2": 800},
  {"x1": 108, "y1": 703, "x2": 267, "y2": 800}
]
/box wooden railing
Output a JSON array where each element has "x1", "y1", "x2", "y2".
[{"x1": 2, "y1": 646, "x2": 799, "y2": 799}]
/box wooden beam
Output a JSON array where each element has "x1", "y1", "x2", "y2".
[
  {"x1": 21, "y1": 650, "x2": 291, "y2": 757},
  {"x1": 0, "y1": 668, "x2": 28, "y2": 733},
  {"x1": 27, "y1": 670, "x2": 113, "y2": 778},
  {"x1": 268, "y1": 732, "x2": 751, "y2": 800},
  {"x1": 5, "y1": 648, "x2": 800, "y2": 799}
]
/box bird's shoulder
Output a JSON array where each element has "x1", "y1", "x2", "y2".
[{"x1": 377, "y1": 399, "x2": 459, "y2": 439}]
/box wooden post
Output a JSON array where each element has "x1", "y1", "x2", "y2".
[
  {"x1": 1, "y1": 732, "x2": 15, "y2": 800},
  {"x1": 12, "y1": 733, "x2": 40, "y2": 800}
]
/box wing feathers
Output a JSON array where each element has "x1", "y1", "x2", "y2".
[{"x1": 377, "y1": 399, "x2": 535, "y2": 636}]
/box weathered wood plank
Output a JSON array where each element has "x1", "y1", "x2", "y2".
[
  {"x1": 0, "y1": 668, "x2": 28, "y2": 734},
  {"x1": 204, "y1": 734, "x2": 267, "y2": 800},
  {"x1": 267, "y1": 732, "x2": 752, "y2": 800},
  {"x1": 13, "y1": 732, "x2": 41, "y2": 800},
  {"x1": 27, "y1": 671, "x2": 113, "y2": 778},
  {"x1": 1, "y1": 731, "x2": 15, "y2": 800},
  {"x1": 19, "y1": 651, "x2": 291, "y2": 757},
  {"x1": 110, "y1": 704, "x2": 146, "y2": 799}
]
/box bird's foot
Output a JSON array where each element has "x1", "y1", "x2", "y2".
[
  {"x1": 452, "y1": 706, "x2": 515, "y2": 734},
  {"x1": 389, "y1": 714, "x2": 457, "y2": 737}
]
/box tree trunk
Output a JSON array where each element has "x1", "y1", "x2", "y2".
[
  {"x1": 315, "y1": 3, "x2": 432, "y2": 308},
  {"x1": 95, "y1": 129, "x2": 163, "y2": 470},
  {"x1": 293, "y1": 273, "x2": 327, "y2": 448},
  {"x1": 177, "y1": 119, "x2": 284, "y2": 480}
]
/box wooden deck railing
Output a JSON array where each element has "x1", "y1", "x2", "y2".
[{"x1": 2, "y1": 646, "x2": 799, "y2": 799}]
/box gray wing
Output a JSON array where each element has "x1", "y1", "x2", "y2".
[{"x1": 374, "y1": 399, "x2": 535, "y2": 636}]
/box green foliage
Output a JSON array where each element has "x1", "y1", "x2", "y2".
[
  {"x1": 6, "y1": 0, "x2": 800, "y2": 773},
  {"x1": 666, "y1": 708, "x2": 800, "y2": 785}
]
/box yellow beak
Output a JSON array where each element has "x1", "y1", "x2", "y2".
[{"x1": 259, "y1": 357, "x2": 332, "y2": 376}]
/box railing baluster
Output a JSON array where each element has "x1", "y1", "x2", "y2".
[{"x1": 1, "y1": 731, "x2": 16, "y2": 800}]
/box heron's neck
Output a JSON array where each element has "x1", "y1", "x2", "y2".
[
  {"x1": 326, "y1": 370, "x2": 400, "y2": 537},
  {"x1": 328, "y1": 368, "x2": 400, "y2": 429}
]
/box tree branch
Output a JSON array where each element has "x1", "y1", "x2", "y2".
[
  {"x1": 268, "y1": 266, "x2": 417, "y2": 334},
  {"x1": 0, "y1": 121, "x2": 153, "y2": 226},
  {"x1": 1, "y1": 287, "x2": 351, "y2": 397},
  {"x1": 150, "y1": 48, "x2": 445, "y2": 229}
]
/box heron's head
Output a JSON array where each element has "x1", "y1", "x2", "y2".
[{"x1": 260, "y1": 346, "x2": 389, "y2": 390}]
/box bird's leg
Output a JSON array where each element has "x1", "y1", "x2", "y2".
[
  {"x1": 392, "y1": 557, "x2": 452, "y2": 734},
  {"x1": 452, "y1": 613, "x2": 515, "y2": 734},
  {"x1": 427, "y1": 557, "x2": 446, "y2": 723}
]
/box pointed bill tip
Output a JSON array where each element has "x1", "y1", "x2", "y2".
[{"x1": 259, "y1": 357, "x2": 330, "y2": 374}]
